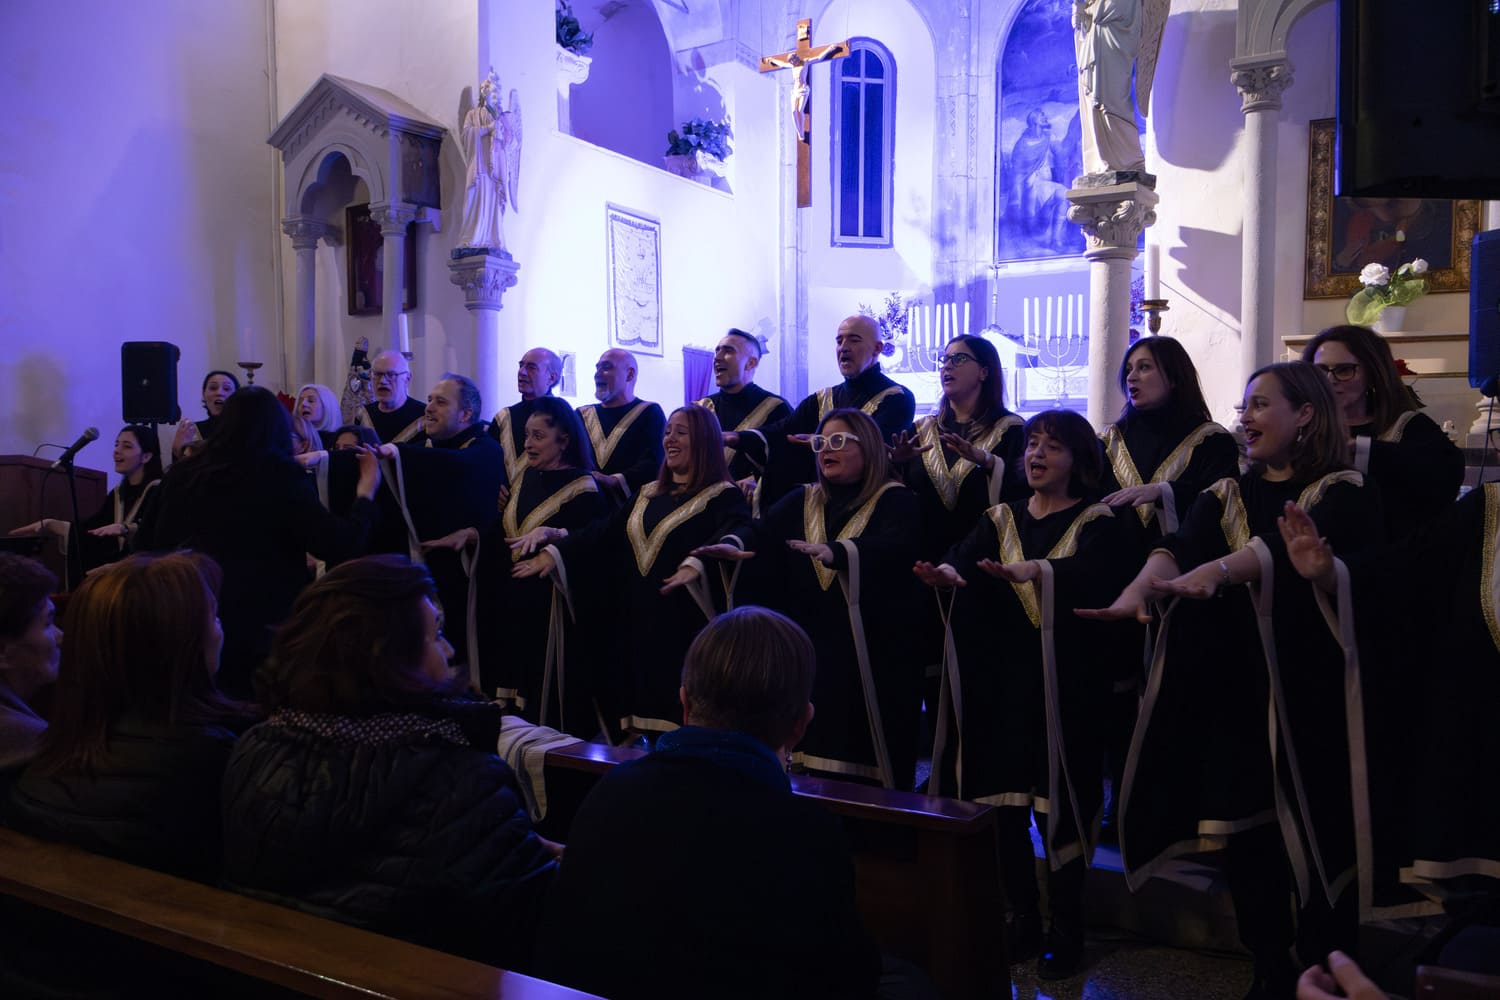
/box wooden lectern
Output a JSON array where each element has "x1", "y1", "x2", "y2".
[{"x1": 0, "y1": 456, "x2": 107, "y2": 586}]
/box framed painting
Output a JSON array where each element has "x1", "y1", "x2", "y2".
[
  {"x1": 346, "y1": 203, "x2": 417, "y2": 316},
  {"x1": 1304, "y1": 118, "x2": 1480, "y2": 299},
  {"x1": 605, "y1": 204, "x2": 663, "y2": 357}
]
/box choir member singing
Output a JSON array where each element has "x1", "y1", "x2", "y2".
[
  {"x1": 696, "y1": 329, "x2": 791, "y2": 508},
  {"x1": 488, "y1": 347, "x2": 567, "y2": 485},
  {"x1": 353, "y1": 351, "x2": 426, "y2": 443},
  {"x1": 578, "y1": 349, "x2": 666, "y2": 501}
]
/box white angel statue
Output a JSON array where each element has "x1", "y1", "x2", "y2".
[
  {"x1": 457, "y1": 69, "x2": 522, "y2": 251},
  {"x1": 1072, "y1": 0, "x2": 1170, "y2": 178}
]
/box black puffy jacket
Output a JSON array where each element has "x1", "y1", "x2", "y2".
[{"x1": 221, "y1": 699, "x2": 557, "y2": 970}]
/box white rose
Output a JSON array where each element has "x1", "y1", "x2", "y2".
[
  {"x1": 1410, "y1": 258, "x2": 1429, "y2": 274},
  {"x1": 1359, "y1": 263, "x2": 1391, "y2": 287}
]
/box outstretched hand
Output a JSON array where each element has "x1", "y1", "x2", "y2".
[
  {"x1": 787, "y1": 539, "x2": 836, "y2": 566},
  {"x1": 937, "y1": 431, "x2": 989, "y2": 468},
  {"x1": 887, "y1": 430, "x2": 931, "y2": 465},
  {"x1": 787, "y1": 433, "x2": 813, "y2": 448},
  {"x1": 1076, "y1": 585, "x2": 1157, "y2": 623},
  {"x1": 659, "y1": 563, "x2": 702, "y2": 594},
  {"x1": 1152, "y1": 567, "x2": 1219, "y2": 601},
  {"x1": 691, "y1": 543, "x2": 754, "y2": 562},
  {"x1": 912, "y1": 560, "x2": 965, "y2": 588},
  {"x1": 1102, "y1": 483, "x2": 1163, "y2": 507},
  {"x1": 977, "y1": 558, "x2": 1038, "y2": 583},
  {"x1": 421, "y1": 527, "x2": 479, "y2": 552},
  {"x1": 1279, "y1": 501, "x2": 1336, "y2": 591}
]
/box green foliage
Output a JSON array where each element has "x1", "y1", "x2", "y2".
[
  {"x1": 556, "y1": 1, "x2": 593, "y2": 55},
  {"x1": 666, "y1": 117, "x2": 734, "y2": 160}
]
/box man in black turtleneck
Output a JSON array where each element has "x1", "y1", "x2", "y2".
[
  {"x1": 733, "y1": 314, "x2": 915, "y2": 508},
  {"x1": 487, "y1": 347, "x2": 564, "y2": 485},
  {"x1": 375, "y1": 372, "x2": 505, "y2": 669},
  {"x1": 696, "y1": 329, "x2": 791, "y2": 501}
]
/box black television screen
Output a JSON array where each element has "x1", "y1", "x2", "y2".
[{"x1": 1337, "y1": 0, "x2": 1500, "y2": 200}]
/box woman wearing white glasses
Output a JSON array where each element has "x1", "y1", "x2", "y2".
[{"x1": 724, "y1": 408, "x2": 921, "y2": 790}]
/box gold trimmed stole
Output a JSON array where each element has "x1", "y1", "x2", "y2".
[
  {"x1": 1102, "y1": 421, "x2": 1231, "y2": 525},
  {"x1": 625, "y1": 481, "x2": 735, "y2": 576},
  {"x1": 987, "y1": 502, "x2": 1116, "y2": 627},
  {"x1": 919, "y1": 414, "x2": 1022, "y2": 511},
  {"x1": 582, "y1": 401, "x2": 651, "y2": 469},
  {"x1": 802, "y1": 482, "x2": 902, "y2": 591},
  {"x1": 501, "y1": 471, "x2": 599, "y2": 563},
  {"x1": 816, "y1": 384, "x2": 906, "y2": 422}
]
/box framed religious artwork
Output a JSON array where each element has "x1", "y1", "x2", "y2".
[
  {"x1": 605, "y1": 204, "x2": 663, "y2": 357},
  {"x1": 1303, "y1": 118, "x2": 1480, "y2": 299},
  {"x1": 346, "y1": 203, "x2": 418, "y2": 316}
]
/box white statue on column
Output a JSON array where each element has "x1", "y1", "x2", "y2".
[
  {"x1": 1072, "y1": 0, "x2": 1170, "y2": 178},
  {"x1": 457, "y1": 69, "x2": 522, "y2": 252}
]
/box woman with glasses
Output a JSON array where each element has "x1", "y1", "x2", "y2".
[
  {"x1": 1080, "y1": 363, "x2": 1382, "y2": 998},
  {"x1": 513, "y1": 406, "x2": 749, "y2": 740},
  {"x1": 913, "y1": 409, "x2": 1133, "y2": 980},
  {"x1": 1301, "y1": 324, "x2": 1462, "y2": 538},
  {"x1": 724, "y1": 408, "x2": 921, "y2": 789}
]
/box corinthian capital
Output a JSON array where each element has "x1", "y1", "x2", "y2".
[
  {"x1": 281, "y1": 218, "x2": 330, "y2": 251},
  {"x1": 368, "y1": 202, "x2": 418, "y2": 236},
  {"x1": 1231, "y1": 59, "x2": 1294, "y2": 113},
  {"x1": 1066, "y1": 180, "x2": 1159, "y2": 261}
]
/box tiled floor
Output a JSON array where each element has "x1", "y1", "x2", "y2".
[{"x1": 1007, "y1": 937, "x2": 1253, "y2": 1000}]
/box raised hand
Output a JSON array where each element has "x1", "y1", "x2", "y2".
[
  {"x1": 1278, "y1": 501, "x2": 1336, "y2": 591},
  {"x1": 887, "y1": 430, "x2": 931, "y2": 466},
  {"x1": 936, "y1": 431, "x2": 989, "y2": 468},
  {"x1": 787, "y1": 539, "x2": 835, "y2": 566},
  {"x1": 354, "y1": 445, "x2": 382, "y2": 498},
  {"x1": 912, "y1": 560, "x2": 965, "y2": 588}
]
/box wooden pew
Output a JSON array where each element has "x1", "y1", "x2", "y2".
[
  {"x1": 0, "y1": 827, "x2": 600, "y2": 999},
  {"x1": 540, "y1": 740, "x2": 1009, "y2": 1000}
]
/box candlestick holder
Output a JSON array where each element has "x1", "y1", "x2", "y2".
[
  {"x1": 1141, "y1": 298, "x2": 1170, "y2": 334},
  {"x1": 236, "y1": 361, "x2": 264, "y2": 385}
]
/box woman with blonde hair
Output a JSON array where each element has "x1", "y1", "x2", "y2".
[{"x1": 296, "y1": 383, "x2": 343, "y2": 448}]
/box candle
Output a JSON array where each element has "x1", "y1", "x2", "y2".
[
  {"x1": 237, "y1": 327, "x2": 253, "y2": 362},
  {"x1": 397, "y1": 314, "x2": 411, "y2": 354},
  {"x1": 1046, "y1": 296, "x2": 1054, "y2": 341},
  {"x1": 963, "y1": 301, "x2": 970, "y2": 336},
  {"x1": 1023, "y1": 298, "x2": 1030, "y2": 343},
  {"x1": 1145, "y1": 243, "x2": 1161, "y2": 300},
  {"x1": 1065, "y1": 295, "x2": 1073, "y2": 342}
]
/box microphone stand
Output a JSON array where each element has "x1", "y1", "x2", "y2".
[{"x1": 57, "y1": 452, "x2": 85, "y2": 591}]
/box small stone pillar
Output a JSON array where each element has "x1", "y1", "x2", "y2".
[
  {"x1": 448, "y1": 249, "x2": 521, "y2": 415},
  {"x1": 281, "y1": 218, "x2": 331, "y2": 388},
  {"x1": 370, "y1": 202, "x2": 418, "y2": 350},
  {"x1": 1067, "y1": 177, "x2": 1159, "y2": 426}
]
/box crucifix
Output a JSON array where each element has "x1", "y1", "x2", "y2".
[{"x1": 759, "y1": 18, "x2": 849, "y2": 208}]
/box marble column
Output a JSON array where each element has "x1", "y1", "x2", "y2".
[
  {"x1": 1067, "y1": 180, "x2": 1159, "y2": 425},
  {"x1": 1231, "y1": 58, "x2": 1294, "y2": 389},
  {"x1": 281, "y1": 218, "x2": 329, "y2": 390},
  {"x1": 448, "y1": 250, "x2": 521, "y2": 417},
  {"x1": 369, "y1": 202, "x2": 418, "y2": 350}
]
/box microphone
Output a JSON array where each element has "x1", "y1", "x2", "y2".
[{"x1": 50, "y1": 427, "x2": 100, "y2": 470}]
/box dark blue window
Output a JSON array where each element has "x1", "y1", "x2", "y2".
[{"x1": 831, "y1": 39, "x2": 894, "y2": 246}]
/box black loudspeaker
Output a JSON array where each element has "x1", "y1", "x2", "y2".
[{"x1": 121, "y1": 341, "x2": 182, "y2": 424}]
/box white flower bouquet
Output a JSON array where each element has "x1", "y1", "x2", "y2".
[{"x1": 1345, "y1": 258, "x2": 1429, "y2": 326}]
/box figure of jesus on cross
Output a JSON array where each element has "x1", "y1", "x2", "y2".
[{"x1": 760, "y1": 18, "x2": 849, "y2": 207}]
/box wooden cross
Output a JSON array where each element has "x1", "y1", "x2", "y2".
[{"x1": 759, "y1": 18, "x2": 849, "y2": 208}]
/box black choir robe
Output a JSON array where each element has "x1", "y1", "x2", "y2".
[
  {"x1": 577, "y1": 400, "x2": 666, "y2": 498},
  {"x1": 1099, "y1": 411, "x2": 1240, "y2": 538},
  {"x1": 355, "y1": 397, "x2": 426, "y2": 444},
  {"x1": 551, "y1": 480, "x2": 750, "y2": 735},
  {"x1": 745, "y1": 364, "x2": 916, "y2": 508},
  {"x1": 742, "y1": 481, "x2": 922, "y2": 789},
  {"x1": 1120, "y1": 472, "x2": 1382, "y2": 909},
  {"x1": 1319, "y1": 483, "x2": 1499, "y2": 921},
  {"x1": 936, "y1": 499, "x2": 1134, "y2": 865},
  {"x1": 697, "y1": 383, "x2": 792, "y2": 483},
  {"x1": 378, "y1": 425, "x2": 507, "y2": 668},
  {"x1": 475, "y1": 466, "x2": 609, "y2": 736},
  {"x1": 1349, "y1": 410, "x2": 1462, "y2": 541},
  {"x1": 487, "y1": 397, "x2": 558, "y2": 486},
  {"x1": 901, "y1": 411, "x2": 1030, "y2": 563},
  {"x1": 76, "y1": 479, "x2": 161, "y2": 571}
]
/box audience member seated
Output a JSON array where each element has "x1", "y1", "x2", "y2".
[
  {"x1": 535, "y1": 605, "x2": 889, "y2": 1000},
  {"x1": 5, "y1": 552, "x2": 250, "y2": 882},
  {"x1": 0, "y1": 554, "x2": 59, "y2": 793},
  {"x1": 141, "y1": 386, "x2": 382, "y2": 697},
  {"x1": 221, "y1": 555, "x2": 558, "y2": 971}
]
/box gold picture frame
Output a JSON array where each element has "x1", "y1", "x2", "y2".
[{"x1": 1303, "y1": 118, "x2": 1480, "y2": 299}]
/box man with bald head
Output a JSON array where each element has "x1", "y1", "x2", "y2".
[
  {"x1": 578, "y1": 348, "x2": 665, "y2": 500},
  {"x1": 733, "y1": 314, "x2": 915, "y2": 507},
  {"x1": 488, "y1": 346, "x2": 566, "y2": 483},
  {"x1": 696, "y1": 329, "x2": 791, "y2": 506},
  {"x1": 354, "y1": 350, "x2": 426, "y2": 443}
]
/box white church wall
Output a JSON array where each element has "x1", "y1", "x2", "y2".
[
  {"x1": 0, "y1": 0, "x2": 277, "y2": 459},
  {"x1": 803, "y1": 0, "x2": 938, "y2": 397}
]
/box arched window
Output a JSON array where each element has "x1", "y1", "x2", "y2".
[{"x1": 831, "y1": 39, "x2": 895, "y2": 247}]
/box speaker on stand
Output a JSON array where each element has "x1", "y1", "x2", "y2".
[{"x1": 120, "y1": 342, "x2": 182, "y2": 425}]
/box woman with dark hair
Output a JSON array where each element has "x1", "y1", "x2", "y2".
[
  {"x1": 1100, "y1": 336, "x2": 1238, "y2": 534},
  {"x1": 913, "y1": 409, "x2": 1134, "y2": 980},
  {"x1": 893, "y1": 334, "x2": 1030, "y2": 559},
  {"x1": 221, "y1": 555, "x2": 558, "y2": 970},
  {"x1": 0, "y1": 554, "x2": 60, "y2": 787},
  {"x1": 143, "y1": 386, "x2": 382, "y2": 697},
  {"x1": 1302, "y1": 324, "x2": 1462, "y2": 537},
  {"x1": 13, "y1": 425, "x2": 166, "y2": 570},
  {"x1": 1081, "y1": 362, "x2": 1382, "y2": 998},
  {"x1": 723, "y1": 408, "x2": 921, "y2": 789},
  {"x1": 6, "y1": 553, "x2": 249, "y2": 881},
  {"x1": 514, "y1": 405, "x2": 749, "y2": 739},
  {"x1": 332, "y1": 424, "x2": 380, "y2": 450},
  {"x1": 171, "y1": 369, "x2": 240, "y2": 460},
  {"x1": 425, "y1": 396, "x2": 609, "y2": 734}
]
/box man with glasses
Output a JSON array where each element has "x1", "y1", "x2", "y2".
[
  {"x1": 488, "y1": 347, "x2": 565, "y2": 484},
  {"x1": 696, "y1": 329, "x2": 790, "y2": 507},
  {"x1": 731, "y1": 314, "x2": 914, "y2": 508},
  {"x1": 354, "y1": 351, "x2": 426, "y2": 443}
]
